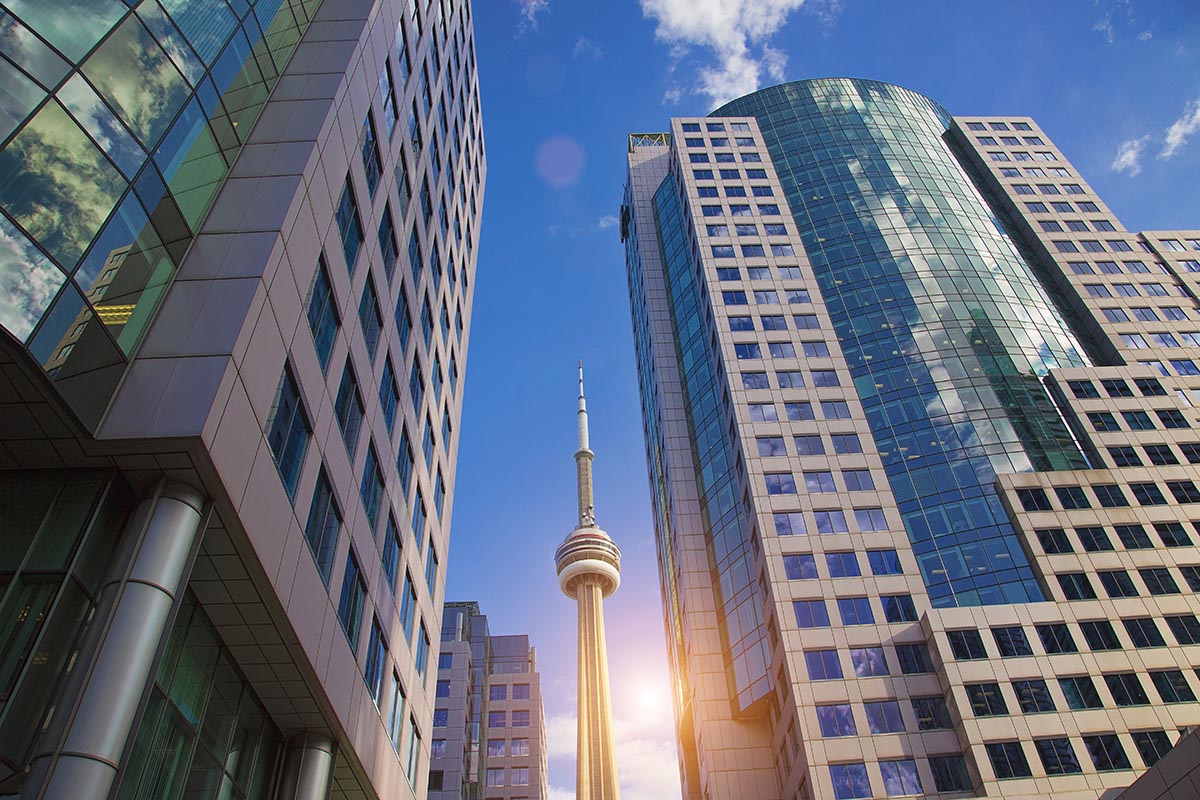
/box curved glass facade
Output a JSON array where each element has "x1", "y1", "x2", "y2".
[
  {"x1": 0, "y1": 0, "x2": 318, "y2": 427},
  {"x1": 716, "y1": 79, "x2": 1092, "y2": 606}
]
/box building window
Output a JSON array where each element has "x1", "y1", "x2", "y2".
[
  {"x1": 1034, "y1": 738, "x2": 1082, "y2": 775},
  {"x1": 336, "y1": 176, "x2": 364, "y2": 270},
  {"x1": 991, "y1": 627, "x2": 1031, "y2": 657},
  {"x1": 1035, "y1": 528, "x2": 1071, "y2": 554},
  {"x1": 825, "y1": 551, "x2": 859, "y2": 577},
  {"x1": 266, "y1": 367, "x2": 311, "y2": 497},
  {"x1": 1059, "y1": 676, "x2": 1104, "y2": 709},
  {"x1": 881, "y1": 595, "x2": 917, "y2": 623},
  {"x1": 1080, "y1": 620, "x2": 1121, "y2": 651},
  {"x1": 1099, "y1": 570, "x2": 1138, "y2": 598},
  {"x1": 334, "y1": 363, "x2": 365, "y2": 456},
  {"x1": 360, "y1": 444, "x2": 385, "y2": 530},
  {"x1": 836, "y1": 597, "x2": 874, "y2": 626},
  {"x1": 783, "y1": 553, "x2": 817, "y2": 579},
  {"x1": 986, "y1": 742, "x2": 1032, "y2": 779},
  {"x1": 816, "y1": 704, "x2": 856, "y2": 737},
  {"x1": 1076, "y1": 526, "x2": 1113, "y2": 552},
  {"x1": 850, "y1": 647, "x2": 888, "y2": 677},
  {"x1": 365, "y1": 618, "x2": 387, "y2": 704},
  {"x1": 1132, "y1": 731, "x2": 1174, "y2": 767},
  {"x1": 1036, "y1": 623, "x2": 1077, "y2": 654},
  {"x1": 1013, "y1": 679, "x2": 1055, "y2": 713},
  {"x1": 879, "y1": 760, "x2": 922, "y2": 797},
  {"x1": 304, "y1": 469, "x2": 341, "y2": 584},
  {"x1": 337, "y1": 551, "x2": 366, "y2": 649},
  {"x1": 1083, "y1": 734, "x2": 1132, "y2": 772},
  {"x1": 829, "y1": 764, "x2": 871, "y2": 800},
  {"x1": 1140, "y1": 567, "x2": 1180, "y2": 595},
  {"x1": 804, "y1": 649, "x2": 841, "y2": 680},
  {"x1": 511, "y1": 710, "x2": 530, "y2": 726},
  {"x1": 1015, "y1": 487, "x2": 1051, "y2": 511},
  {"x1": 359, "y1": 279, "x2": 383, "y2": 358},
  {"x1": 1115, "y1": 524, "x2": 1153, "y2": 548},
  {"x1": 1057, "y1": 572, "x2": 1097, "y2": 600},
  {"x1": 400, "y1": 572, "x2": 416, "y2": 642},
  {"x1": 1104, "y1": 673, "x2": 1150, "y2": 706},
  {"x1": 947, "y1": 629, "x2": 986, "y2": 660},
  {"x1": 306, "y1": 258, "x2": 339, "y2": 371},
  {"x1": 895, "y1": 644, "x2": 932, "y2": 674},
  {"x1": 388, "y1": 672, "x2": 406, "y2": 748},
  {"x1": 1124, "y1": 617, "x2": 1166, "y2": 649},
  {"x1": 929, "y1": 756, "x2": 971, "y2": 793},
  {"x1": 1150, "y1": 670, "x2": 1196, "y2": 703},
  {"x1": 864, "y1": 701, "x2": 904, "y2": 733},
  {"x1": 416, "y1": 622, "x2": 430, "y2": 681},
  {"x1": 793, "y1": 599, "x2": 830, "y2": 628},
  {"x1": 867, "y1": 549, "x2": 901, "y2": 574},
  {"x1": 965, "y1": 683, "x2": 1007, "y2": 716},
  {"x1": 911, "y1": 696, "x2": 951, "y2": 730}
]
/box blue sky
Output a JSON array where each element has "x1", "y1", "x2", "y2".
[{"x1": 445, "y1": 1, "x2": 1200, "y2": 796}]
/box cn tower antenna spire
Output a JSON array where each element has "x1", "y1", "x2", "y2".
[{"x1": 576, "y1": 360, "x2": 595, "y2": 527}]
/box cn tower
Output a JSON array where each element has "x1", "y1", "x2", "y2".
[{"x1": 554, "y1": 364, "x2": 621, "y2": 800}]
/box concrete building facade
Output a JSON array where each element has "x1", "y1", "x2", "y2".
[
  {"x1": 622, "y1": 78, "x2": 1200, "y2": 800},
  {"x1": 0, "y1": 0, "x2": 485, "y2": 798},
  {"x1": 429, "y1": 602, "x2": 549, "y2": 800}
]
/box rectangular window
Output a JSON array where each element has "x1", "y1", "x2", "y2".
[
  {"x1": 365, "y1": 618, "x2": 387, "y2": 704},
  {"x1": 1166, "y1": 615, "x2": 1200, "y2": 648},
  {"x1": 829, "y1": 764, "x2": 871, "y2": 800},
  {"x1": 1060, "y1": 676, "x2": 1103, "y2": 709},
  {"x1": 336, "y1": 177, "x2": 364, "y2": 270},
  {"x1": 816, "y1": 704, "x2": 856, "y2": 737},
  {"x1": 881, "y1": 595, "x2": 917, "y2": 623},
  {"x1": 782, "y1": 553, "x2": 817, "y2": 579},
  {"x1": 965, "y1": 683, "x2": 1008, "y2": 716},
  {"x1": 306, "y1": 258, "x2": 339, "y2": 371},
  {"x1": 1036, "y1": 623, "x2": 1077, "y2": 654},
  {"x1": 337, "y1": 551, "x2": 366, "y2": 648},
  {"x1": 1013, "y1": 680, "x2": 1056, "y2": 713},
  {"x1": 991, "y1": 627, "x2": 1032, "y2": 657},
  {"x1": 359, "y1": 280, "x2": 383, "y2": 358},
  {"x1": 793, "y1": 599, "x2": 830, "y2": 628},
  {"x1": 804, "y1": 649, "x2": 841, "y2": 680},
  {"x1": 867, "y1": 549, "x2": 902, "y2": 575},
  {"x1": 879, "y1": 760, "x2": 922, "y2": 797},
  {"x1": 1132, "y1": 731, "x2": 1173, "y2": 768},
  {"x1": 986, "y1": 742, "x2": 1031, "y2": 779},
  {"x1": 1084, "y1": 734, "x2": 1131, "y2": 772},
  {"x1": 304, "y1": 469, "x2": 341, "y2": 584},
  {"x1": 1034, "y1": 738, "x2": 1081, "y2": 775},
  {"x1": 911, "y1": 696, "x2": 951, "y2": 730},
  {"x1": 947, "y1": 629, "x2": 987, "y2": 660},
  {"x1": 850, "y1": 647, "x2": 888, "y2": 677},
  {"x1": 1150, "y1": 670, "x2": 1196, "y2": 703},
  {"x1": 1080, "y1": 620, "x2": 1122, "y2": 651},
  {"x1": 266, "y1": 367, "x2": 311, "y2": 497},
  {"x1": 837, "y1": 597, "x2": 874, "y2": 626},
  {"x1": 895, "y1": 644, "x2": 933, "y2": 674},
  {"x1": 1104, "y1": 673, "x2": 1150, "y2": 706},
  {"x1": 864, "y1": 701, "x2": 904, "y2": 733}
]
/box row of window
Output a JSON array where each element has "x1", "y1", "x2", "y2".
[
  {"x1": 724, "y1": 287, "x2": 811, "y2": 306},
  {"x1": 988, "y1": 150, "x2": 1058, "y2": 163},
  {"x1": 749, "y1": 399, "x2": 854, "y2": 423},
  {"x1": 1039, "y1": 218, "x2": 1118, "y2": 233},
  {"x1": 792, "y1": 594, "x2": 919, "y2": 631},
  {"x1": 771, "y1": 508, "x2": 886, "y2": 536},
  {"x1": 1055, "y1": 238, "x2": 1138, "y2": 254},
  {"x1": 1024, "y1": 199, "x2": 1101, "y2": 214},
  {"x1": 977, "y1": 134, "x2": 1045, "y2": 147},
  {"x1": 1035, "y1": 522, "x2": 1199, "y2": 554},
  {"x1": 966, "y1": 120, "x2": 1035, "y2": 132},
  {"x1": 781, "y1": 548, "x2": 902, "y2": 580},
  {"x1": 689, "y1": 152, "x2": 765, "y2": 165},
  {"x1": 1012, "y1": 182, "x2": 1087, "y2": 196},
  {"x1": 1083, "y1": 280, "x2": 1183, "y2": 297},
  {"x1": 1069, "y1": 260, "x2": 1169, "y2": 278},
  {"x1": 696, "y1": 184, "x2": 775, "y2": 198},
  {"x1": 984, "y1": 731, "x2": 1172, "y2": 780},
  {"x1": 708, "y1": 222, "x2": 789, "y2": 238},
  {"x1": 694, "y1": 167, "x2": 770, "y2": 181},
  {"x1": 487, "y1": 710, "x2": 532, "y2": 727},
  {"x1": 825, "y1": 754, "x2": 968, "y2": 799},
  {"x1": 1067, "y1": 376, "x2": 1166, "y2": 399},
  {"x1": 757, "y1": 432, "x2": 863, "y2": 461},
  {"x1": 1003, "y1": 166, "x2": 1072, "y2": 179},
  {"x1": 740, "y1": 369, "x2": 841, "y2": 391},
  {"x1": 712, "y1": 243, "x2": 796, "y2": 258},
  {"x1": 484, "y1": 767, "x2": 531, "y2": 787},
  {"x1": 685, "y1": 135, "x2": 759, "y2": 149},
  {"x1": 488, "y1": 683, "x2": 531, "y2": 701},
  {"x1": 1016, "y1": 476, "x2": 1199, "y2": 513},
  {"x1": 701, "y1": 202, "x2": 782, "y2": 217},
  {"x1": 948, "y1": 614, "x2": 1200, "y2": 660},
  {"x1": 681, "y1": 121, "x2": 754, "y2": 134},
  {"x1": 966, "y1": 669, "x2": 1200, "y2": 717},
  {"x1": 1119, "y1": 330, "x2": 1200, "y2": 349},
  {"x1": 728, "y1": 313, "x2": 821, "y2": 331},
  {"x1": 1056, "y1": 566, "x2": 1196, "y2": 601}
]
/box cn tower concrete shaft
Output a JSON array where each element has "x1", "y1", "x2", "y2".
[
  {"x1": 575, "y1": 575, "x2": 620, "y2": 800},
  {"x1": 555, "y1": 364, "x2": 621, "y2": 800}
]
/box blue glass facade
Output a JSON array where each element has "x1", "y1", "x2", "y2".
[
  {"x1": 716, "y1": 79, "x2": 1093, "y2": 606},
  {"x1": 0, "y1": 0, "x2": 319, "y2": 427}
]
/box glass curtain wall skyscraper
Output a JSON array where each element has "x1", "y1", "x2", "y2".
[
  {"x1": 0, "y1": 1, "x2": 485, "y2": 799},
  {"x1": 623, "y1": 78, "x2": 1200, "y2": 800}
]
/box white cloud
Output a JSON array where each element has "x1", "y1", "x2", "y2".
[
  {"x1": 544, "y1": 712, "x2": 681, "y2": 800},
  {"x1": 1111, "y1": 135, "x2": 1150, "y2": 176},
  {"x1": 573, "y1": 36, "x2": 604, "y2": 61},
  {"x1": 662, "y1": 85, "x2": 684, "y2": 105},
  {"x1": 640, "y1": 0, "x2": 829, "y2": 109},
  {"x1": 1138, "y1": 28, "x2": 1153, "y2": 41},
  {"x1": 516, "y1": 0, "x2": 548, "y2": 33},
  {"x1": 1160, "y1": 97, "x2": 1200, "y2": 159},
  {"x1": 597, "y1": 214, "x2": 619, "y2": 230},
  {"x1": 1093, "y1": 15, "x2": 1116, "y2": 44}
]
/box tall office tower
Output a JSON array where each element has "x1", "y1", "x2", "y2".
[
  {"x1": 0, "y1": 1, "x2": 485, "y2": 799},
  {"x1": 555, "y1": 367, "x2": 622, "y2": 800},
  {"x1": 622, "y1": 77, "x2": 1200, "y2": 800},
  {"x1": 430, "y1": 602, "x2": 549, "y2": 800}
]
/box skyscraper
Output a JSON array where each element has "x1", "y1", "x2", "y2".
[
  {"x1": 623, "y1": 78, "x2": 1200, "y2": 800},
  {"x1": 429, "y1": 602, "x2": 549, "y2": 800},
  {"x1": 0, "y1": 1, "x2": 484, "y2": 798},
  {"x1": 555, "y1": 366, "x2": 622, "y2": 800}
]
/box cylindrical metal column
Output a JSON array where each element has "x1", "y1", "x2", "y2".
[
  {"x1": 22, "y1": 481, "x2": 206, "y2": 800},
  {"x1": 277, "y1": 733, "x2": 336, "y2": 800}
]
